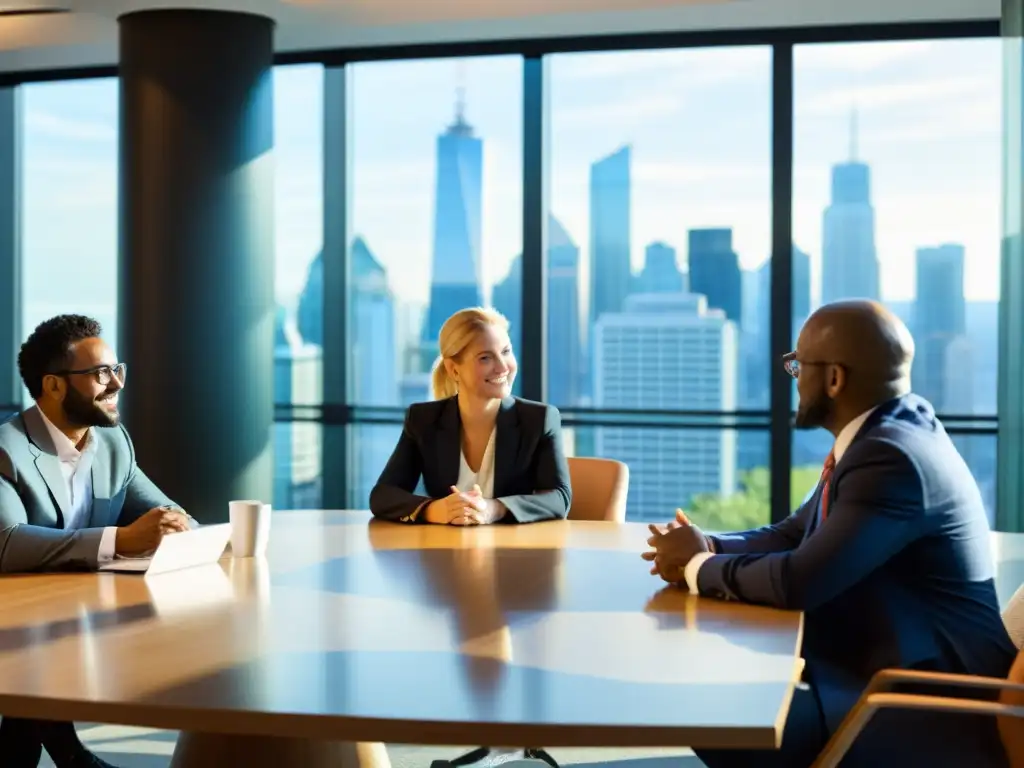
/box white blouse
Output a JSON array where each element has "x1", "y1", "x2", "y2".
[{"x1": 455, "y1": 427, "x2": 497, "y2": 499}]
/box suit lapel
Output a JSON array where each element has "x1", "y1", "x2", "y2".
[
  {"x1": 803, "y1": 479, "x2": 827, "y2": 540},
  {"x1": 805, "y1": 399, "x2": 899, "y2": 538},
  {"x1": 436, "y1": 397, "x2": 462, "y2": 490},
  {"x1": 22, "y1": 407, "x2": 71, "y2": 526},
  {"x1": 494, "y1": 397, "x2": 520, "y2": 498}
]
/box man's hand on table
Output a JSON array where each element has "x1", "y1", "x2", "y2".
[
  {"x1": 642, "y1": 509, "x2": 712, "y2": 585},
  {"x1": 114, "y1": 506, "x2": 191, "y2": 558}
]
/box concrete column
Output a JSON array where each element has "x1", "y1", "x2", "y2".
[{"x1": 118, "y1": 9, "x2": 275, "y2": 521}]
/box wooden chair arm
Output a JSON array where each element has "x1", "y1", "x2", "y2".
[
  {"x1": 863, "y1": 668, "x2": 1024, "y2": 696},
  {"x1": 815, "y1": 692, "x2": 1024, "y2": 768}
]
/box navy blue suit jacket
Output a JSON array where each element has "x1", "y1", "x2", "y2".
[{"x1": 700, "y1": 395, "x2": 1015, "y2": 765}]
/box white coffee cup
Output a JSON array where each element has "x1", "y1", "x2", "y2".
[{"x1": 228, "y1": 500, "x2": 271, "y2": 558}]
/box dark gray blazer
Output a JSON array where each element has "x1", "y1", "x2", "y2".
[
  {"x1": 0, "y1": 406, "x2": 176, "y2": 573},
  {"x1": 369, "y1": 396, "x2": 571, "y2": 524}
]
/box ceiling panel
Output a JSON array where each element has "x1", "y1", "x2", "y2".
[{"x1": 0, "y1": 0, "x2": 1000, "y2": 75}]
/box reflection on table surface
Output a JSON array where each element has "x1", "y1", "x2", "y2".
[{"x1": 0, "y1": 510, "x2": 805, "y2": 749}]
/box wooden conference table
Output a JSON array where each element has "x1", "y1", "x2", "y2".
[{"x1": 0, "y1": 511, "x2": 806, "y2": 767}]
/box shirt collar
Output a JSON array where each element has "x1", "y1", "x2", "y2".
[
  {"x1": 36, "y1": 407, "x2": 92, "y2": 464},
  {"x1": 833, "y1": 406, "x2": 877, "y2": 463}
]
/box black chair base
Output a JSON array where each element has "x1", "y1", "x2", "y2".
[{"x1": 430, "y1": 746, "x2": 559, "y2": 768}]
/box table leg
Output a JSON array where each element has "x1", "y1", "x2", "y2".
[{"x1": 169, "y1": 734, "x2": 391, "y2": 768}]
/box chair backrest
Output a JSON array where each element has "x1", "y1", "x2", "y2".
[
  {"x1": 998, "y1": 646, "x2": 1024, "y2": 768},
  {"x1": 1004, "y1": 583, "x2": 1024, "y2": 650},
  {"x1": 566, "y1": 456, "x2": 629, "y2": 522}
]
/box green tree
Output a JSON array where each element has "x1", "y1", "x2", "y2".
[{"x1": 686, "y1": 466, "x2": 824, "y2": 533}]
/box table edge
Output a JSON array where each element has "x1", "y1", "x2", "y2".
[{"x1": 0, "y1": 692, "x2": 788, "y2": 749}]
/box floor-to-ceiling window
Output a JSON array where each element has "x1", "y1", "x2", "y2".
[
  {"x1": 343, "y1": 56, "x2": 523, "y2": 507},
  {"x1": 544, "y1": 46, "x2": 773, "y2": 527},
  {"x1": 11, "y1": 26, "x2": 1006, "y2": 528},
  {"x1": 792, "y1": 38, "x2": 1001, "y2": 523},
  {"x1": 17, "y1": 66, "x2": 328, "y2": 512},
  {"x1": 20, "y1": 77, "x2": 119, "y2": 408},
  {"x1": 272, "y1": 63, "x2": 325, "y2": 511}
]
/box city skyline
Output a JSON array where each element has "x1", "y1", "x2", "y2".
[
  {"x1": 292, "y1": 46, "x2": 996, "y2": 518},
  {"x1": 14, "y1": 38, "x2": 1004, "y2": 520},
  {"x1": 19, "y1": 39, "x2": 1002, "y2": 326}
]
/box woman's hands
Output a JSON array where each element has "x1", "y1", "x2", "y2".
[{"x1": 423, "y1": 484, "x2": 506, "y2": 526}]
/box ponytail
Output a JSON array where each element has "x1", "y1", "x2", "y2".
[{"x1": 431, "y1": 356, "x2": 458, "y2": 400}]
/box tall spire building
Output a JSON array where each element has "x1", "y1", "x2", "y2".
[
  {"x1": 821, "y1": 109, "x2": 880, "y2": 305},
  {"x1": 421, "y1": 90, "x2": 484, "y2": 346}
]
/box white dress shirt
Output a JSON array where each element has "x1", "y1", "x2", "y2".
[
  {"x1": 37, "y1": 409, "x2": 118, "y2": 564},
  {"x1": 404, "y1": 428, "x2": 497, "y2": 522},
  {"x1": 682, "y1": 406, "x2": 878, "y2": 595},
  {"x1": 455, "y1": 428, "x2": 496, "y2": 499}
]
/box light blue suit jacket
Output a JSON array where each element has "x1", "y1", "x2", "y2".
[{"x1": 0, "y1": 406, "x2": 176, "y2": 572}]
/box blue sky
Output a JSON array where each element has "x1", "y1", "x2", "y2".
[{"x1": 19, "y1": 36, "x2": 1003, "y2": 339}]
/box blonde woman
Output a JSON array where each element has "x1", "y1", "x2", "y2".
[{"x1": 370, "y1": 307, "x2": 571, "y2": 525}]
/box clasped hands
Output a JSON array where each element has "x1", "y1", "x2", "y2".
[
  {"x1": 424, "y1": 484, "x2": 505, "y2": 526},
  {"x1": 642, "y1": 508, "x2": 712, "y2": 585}
]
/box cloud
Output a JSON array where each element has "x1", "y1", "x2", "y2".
[
  {"x1": 352, "y1": 158, "x2": 434, "y2": 191},
  {"x1": 552, "y1": 50, "x2": 690, "y2": 81},
  {"x1": 865, "y1": 122, "x2": 999, "y2": 145},
  {"x1": 633, "y1": 161, "x2": 767, "y2": 185},
  {"x1": 795, "y1": 41, "x2": 935, "y2": 73},
  {"x1": 799, "y1": 76, "x2": 987, "y2": 116},
  {"x1": 23, "y1": 110, "x2": 116, "y2": 143},
  {"x1": 553, "y1": 45, "x2": 768, "y2": 88},
  {"x1": 553, "y1": 92, "x2": 685, "y2": 128}
]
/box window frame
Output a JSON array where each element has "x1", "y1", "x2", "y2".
[{"x1": 3, "y1": 19, "x2": 1006, "y2": 525}]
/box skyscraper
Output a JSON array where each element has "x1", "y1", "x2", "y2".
[
  {"x1": 273, "y1": 306, "x2": 323, "y2": 510},
  {"x1": 593, "y1": 294, "x2": 737, "y2": 522},
  {"x1": 687, "y1": 228, "x2": 742, "y2": 323},
  {"x1": 293, "y1": 237, "x2": 398, "y2": 409},
  {"x1": 821, "y1": 113, "x2": 879, "y2": 304},
  {"x1": 491, "y1": 215, "x2": 580, "y2": 403},
  {"x1": 296, "y1": 251, "x2": 323, "y2": 348},
  {"x1": 349, "y1": 237, "x2": 399, "y2": 505},
  {"x1": 750, "y1": 245, "x2": 810, "y2": 345},
  {"x1": 792, "y1": 245, "x2": 811, "y2": 327},
  {"x1": 491, "y1": 254, "x2": 521, "y2": 352},
  {"x1": 491, "y1": 253, "x2": 523, "y2": 398},
  {"x1": 914, "y1": 244, "x2": 967, "y2": 339},
  {"x1": 350, "y1": 237, "x2": 397, "y2": 407},
  {"x1": 588, "y1": 145, "x2": 632, "y2": 327},
  {"x1": 913, "y1": 244, "x2": 967, "y2": 412},
  {"x1": 422, "y1": 91, "x2": 484, "y2": 346},
  {"x1": 547, "y1": 216, "x2": 582, "y2": 407},
  {"x1": 635, "y1": 241, "x2": 684, "y2": 295}
]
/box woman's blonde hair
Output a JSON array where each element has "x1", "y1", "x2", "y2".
[{"x1": 430, "y1": 307, "x2": 510, "y2": 400}]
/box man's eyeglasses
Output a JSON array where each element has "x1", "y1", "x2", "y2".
[
  {"x1": 782, "y1": 353, "x2": 841, "y2": 379},
  {"x1": 51, "y1": 363, "x2": 127, "y2": 387}
]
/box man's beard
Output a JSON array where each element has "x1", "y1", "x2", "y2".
[
  {"x1": 63, "y1": 386, "x2": 119, "y2": 428},
  {"x1": 794, "y1": 391, "x2": 832, "y2": 430}
]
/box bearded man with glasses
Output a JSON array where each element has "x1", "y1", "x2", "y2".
[{"x1": 0, "y1": 314, "x2": 197, "y2": 768}]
